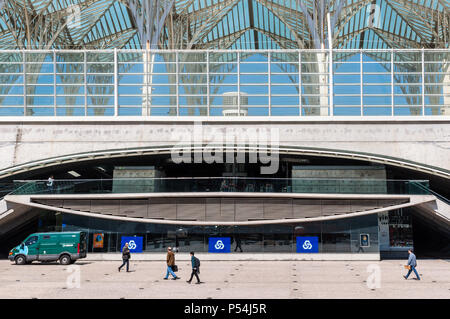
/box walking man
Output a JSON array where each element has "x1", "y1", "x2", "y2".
[
  {"x1": 46, "y1": 175, "x2": 54, "y2": 193},
  {"x1": 234, "y1": 234, "x2": 243, "y2": 252},
  {"x1": 164, "y1": 247, "x2": 180, "y2": 280},
  {"x1": 186, "y1": 252, "x2": 201, "y2": 284},
  {"x1": 404, "y1": 249, "x2": 420, "y2": 280},
  {"x1": 118, "y1": 242, "x2": 131, "y2": 272}
]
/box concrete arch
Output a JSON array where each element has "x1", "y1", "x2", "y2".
[
  {"x1": 1, "y1": 144, "x2": 448, "y2": 180},
  {"x1": 2, "y1": 192, "x2": 438, "y2": 227}
]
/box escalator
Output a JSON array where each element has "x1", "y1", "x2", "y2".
[
  {"x1": 410, "y1": 208, "x2": 450, "y2": 258},
  {"x1": 0, "y1": 214, "x2": 39, "y2": 259}
]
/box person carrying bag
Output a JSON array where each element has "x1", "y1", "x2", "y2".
[
  {"x1": 118, "y1": 242, "x2": 131, "y2": 272},
  {"x1": 163, "y1": 247, "x2": 180, "y2": 280}
]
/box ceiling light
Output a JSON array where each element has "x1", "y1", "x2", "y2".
[{"x1": 68, "y1": 171, "x2": 81, "y2": 177}]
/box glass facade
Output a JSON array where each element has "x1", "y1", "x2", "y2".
[
  {"x1": 0, "y1": 49, "x2": 448, "y2": 117},
  {"x1": 36, "y1": 211, "x2": 379, "y2": 254},
  {"x1": 11, "y1": 177, "x2": 431, "y2": 196},
  {"x1": 388, "y1": 209, "x2": 414, "y2": 248}
]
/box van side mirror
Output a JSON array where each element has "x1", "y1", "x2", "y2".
[{"x1": 20, "y1": 243, "x2": 24, "y2": 249}]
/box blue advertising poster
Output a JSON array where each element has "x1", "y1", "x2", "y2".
[
  {"x1": 208, "y1": 237, "x2": 231, "y2": 253},
  {"x1": 120, "y1": 236, "x2": 143, "y2": 253},
  {"x1": 296, "y1": 236, "x2": 319, "y2": 253}
]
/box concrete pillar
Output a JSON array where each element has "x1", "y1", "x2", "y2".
[
  {"x1": 442, "y1": 62, "x2": 449, "y2": 115},
  {"x1": 318, "y1": 51, "x2": 330, "y2": 116},
  {"x1": 142, "y1": 41, "x2": 153, "y2": 116}
]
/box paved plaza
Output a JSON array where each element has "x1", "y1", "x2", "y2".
[{"x1": 0, "y1": 258, "x2": 449, "y2": 299}]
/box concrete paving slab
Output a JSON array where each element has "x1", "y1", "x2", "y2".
[{"x1": 0, "y1": 259, "x2": 449, "y2": 299}]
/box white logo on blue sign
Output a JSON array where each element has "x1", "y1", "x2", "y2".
[
  {"x1": 302, "y1": 240, "x2": 313, "y2": 250},
  {"x1": 121, "y1": 236, "x2": 143, "y2": 253},
  {"x1": 214, "y1": 240, "x2": 225, "y2": 250},
  {"x1": 209, "y1": 237, "x2": 230, "y2": 253},
  {"x1": 128, "y1": 240, "x2": 137, "y2": 250},
  {"x1": 296, "y1": 237, "x2": 319, "y2": 253}
]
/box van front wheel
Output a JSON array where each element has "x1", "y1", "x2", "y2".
[
  {"x1": 15, "y1": 255, "x2": 26, "y2": 265},
  {"x1": 59, "y1": 254, "x2": 71, "y2": 265}
]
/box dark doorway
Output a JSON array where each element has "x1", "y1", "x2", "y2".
[{"x1": 410, "y1": 209, "x2": 450, "y2": 258}]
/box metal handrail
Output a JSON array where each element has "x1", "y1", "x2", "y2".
[
  {"x1": 409, "y1": 181, "x2": 450, "y2": 205},
  {"x1": 8, "y1": 177, "x2": 431, "y2": 196},
  {"x1": 12, "y1": 177, "x2": 431, "y2": 182}
]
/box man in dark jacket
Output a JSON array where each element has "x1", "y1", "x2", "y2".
[
  {"x1": 404, "y1": 249, "x2": 420, "y2": 280},
  {"x1": 234, "y1": 234, "x2": 243, "y2": 252},
  {"x1": 118, "y1": 242, "x2": 131, "y2": 272},
  {"x1": 164, "y1": 247, "x2": 180, "y2": 280},
  {"x1": 186, "y1": 252, "x2": 201, "y2": 284}
]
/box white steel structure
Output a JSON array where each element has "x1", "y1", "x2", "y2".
[{"x1": 0, "y1": 1, "x2": 447, "y2": 50}]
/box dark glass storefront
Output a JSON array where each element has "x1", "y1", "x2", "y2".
[{"x1": 36, "y1": 211, "x2": 379, "y2": 254}]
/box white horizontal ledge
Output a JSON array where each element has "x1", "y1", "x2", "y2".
[
  {"x1": 0, "y1": 116, "x2": 449, "y2": 123},
  {"x1": 84, "y1": 252, "x2": 381, "y2": 261}
]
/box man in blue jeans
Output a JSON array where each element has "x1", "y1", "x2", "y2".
[
  {"x1": 404, "y1": 249, "x2": 420, "y2": 280},
  {"x1": 163, "y1": 247, "x2": 180, "y2": 280}
]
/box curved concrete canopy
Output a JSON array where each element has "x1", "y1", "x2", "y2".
[
  {"x1": 1, "y1": 144, "x2": 449, "y2": 180},
  {"x1": 2, "y1": 193, "x2": 437, "y2": 226}
]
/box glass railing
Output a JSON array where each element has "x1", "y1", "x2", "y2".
[
  {"x1": 9, "y1": 178, "x2": 431, "y2": 196},
  {"x1": 408, "y1": 180, "x2": 450, "y2": 204},
  {"x1": 0, "y1": 182, "x2": 15, "y2": 199}
]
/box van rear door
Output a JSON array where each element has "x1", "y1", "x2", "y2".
[{"x1": 79, "y1": 232, "x2": 87, "y2": 257}]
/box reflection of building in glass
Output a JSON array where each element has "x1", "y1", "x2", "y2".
[
  {"x1": 222, "y1": 92, "x2": 248, "y2": 116},
  {"x1": 388, "y1": 210, "x2": 413, "y2": 248},
  {"x1": 378, "y1": 209, "x2": 414, "y2": 258},
  {"x1": 44, "y1": 212, "x2": 380, "y2": 254}
]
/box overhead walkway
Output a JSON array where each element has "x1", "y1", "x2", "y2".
[{"x1": 1, "y1": 178, "x2": 449, "y2": 234}]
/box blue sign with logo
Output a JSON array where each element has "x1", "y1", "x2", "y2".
[
  {"x1": 120, "y1": 236, "x2": 143, "y2": 253},
  {"x1": 208, "y1": 237, "x2": 231, "y2": 253},
  {"x1": 296, "y1": 236, "x2": 319, "y2": 253}
]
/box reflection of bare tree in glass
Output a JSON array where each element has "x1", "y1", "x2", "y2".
[
  {"x1": 271, "y1": 52, "x2": 299, "y2": 86},
  {"x1": 165, "y1": 61, "x2": 177, "y2": 116},
  {"x1": 56, "y1": 53, "x2": 84, "y2": 116},
  {"x1": 154, "y1": 52, "x2": 210, "y2": 116},
  {"x1": 25, "y1": 53, "x2": 53, "y2": 116},
  {"x1": 364, "y1": 51, "x2": 443, "y2": 116},
  {"x1": 271, "y1": 52, "x2": 301, "y2": 113},
  {"x1": 178, "y1": 52, "x2": 208, "y2": 116},
  {"x1": 395, "y1": 72, "x2": 422, "y2": 115},
  {"x1": 144, "y1": 52, "x2": 177, "y2": 116},
  {"x1": 0, "y1": 53, "x2": 22, "y2": 113},
  {"x1": 424, "y1": 52, "x2": 449, "y2": 115},
  {"x1": 208, "y1": 52, "x2": 239, "y2": 111},
  {"x1": 86, "y1": 63, "x2": 114, "y2": 116},
  {"x1": 179, "y1": 67, "x2": 208, "y2": 116}
]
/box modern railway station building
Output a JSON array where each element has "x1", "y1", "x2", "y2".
[{"x1": 0, "y1": 0, "x2": 449, "y2": 259}]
